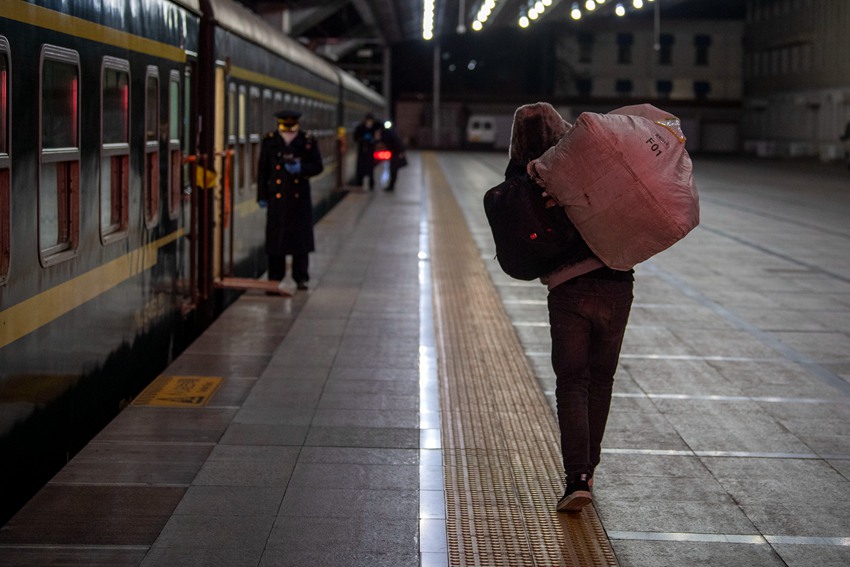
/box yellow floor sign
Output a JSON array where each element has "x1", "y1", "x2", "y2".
[{"x1": 132, "y1": 375, "x2": 223, "y2": 407}]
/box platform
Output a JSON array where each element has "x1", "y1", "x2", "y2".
[{"x1": 1, "y1": 152, "x2": 849, "y2": 566}]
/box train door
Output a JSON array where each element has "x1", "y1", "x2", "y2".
[
  {"x1": 179, "y1": 60, "x2": 200, "y2": 308},
  {"x1": 221, "y1": 81, "x2": 238, "y2": 276}
]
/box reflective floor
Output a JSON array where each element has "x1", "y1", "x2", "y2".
[{"x1": 1, "y1": 152, "x2": 849, "y2": 567}]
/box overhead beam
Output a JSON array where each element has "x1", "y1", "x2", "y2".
[{"x1": 289, "y1": 0, "x2": 351, "y2": 38}]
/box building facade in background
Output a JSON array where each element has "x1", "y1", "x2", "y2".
[
  {"x1": 551, "y1": 16, "x2": 743, "y2": 154},
  {"x1": 742, "y1": 0, "x2": 850, "y2": 161}
]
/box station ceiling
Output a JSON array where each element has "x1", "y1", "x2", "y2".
[{"x1": 234, "y1": 0, "x2": 744, "y2": 89}]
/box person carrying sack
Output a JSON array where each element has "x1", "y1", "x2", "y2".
[{"x1": 500, "y1": 102, "x2": 634, "y2": 513}]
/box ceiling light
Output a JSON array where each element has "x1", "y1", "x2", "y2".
[{"x1": 422, "y1": 0, "x2": 434, "y2": 39}]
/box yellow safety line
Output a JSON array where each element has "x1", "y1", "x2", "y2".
[
  {"x1": 425, "y1": 151, "x2": 619, "y2": 566},
  {"x1": 0, "y1": 229, "x2": 184, "y2": 349}
]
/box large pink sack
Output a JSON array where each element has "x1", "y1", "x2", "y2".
[{"x1": 529, "y1": 104, "x2": 699, "y2": 270}]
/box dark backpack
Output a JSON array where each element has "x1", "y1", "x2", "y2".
[{"x1": 483, "y1": 175, "x2": 594, "y2": 281}]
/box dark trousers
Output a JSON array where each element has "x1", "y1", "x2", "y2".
[
  {"x1": 548, "y1": 277, "x2": 633, "y2": 476},
  {"x1": 268, "y1": 253, "x2": 309, "y2": 283},
  {"x1": 387, "y1": 162, "x2": 400, "y2": 190}
]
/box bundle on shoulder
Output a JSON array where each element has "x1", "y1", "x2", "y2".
[{"x1": 529, "y1": 103, "x2": 700, "y2": 271}]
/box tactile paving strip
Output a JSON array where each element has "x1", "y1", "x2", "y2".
[{"x1": 425, "y1": 153, "x2": 619, "y2": 567}]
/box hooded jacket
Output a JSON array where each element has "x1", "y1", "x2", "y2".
[{"x1": 505, "y1": 102, "x2": 602, "y2": 288}]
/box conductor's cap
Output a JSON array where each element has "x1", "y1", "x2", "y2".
[{"x1": 275, "y1": 110, "x2": 301, "y2": 124}]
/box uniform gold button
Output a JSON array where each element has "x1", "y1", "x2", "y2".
[
  {"x1": 275, "y1": 165, "x2": 281, "y2": 170},
  {"x1": 276, "y1": 179, "x2": 281, "y2": 184},
  {"x1": 294, "y1": 179, "x2": 300, "y2": 184},
  {"x1": 275, "y1": 192, "x2": 281, "y2": 198}
]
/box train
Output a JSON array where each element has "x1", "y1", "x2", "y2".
[{"x1": 0, "y1": 0, "x2": 385, "y2": 524}]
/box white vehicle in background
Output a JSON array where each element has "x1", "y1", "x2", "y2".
[{"x1": 466, "y1": 115, "x2": 498, "y2": 148}]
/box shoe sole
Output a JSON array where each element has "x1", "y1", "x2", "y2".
[{"x1": 557, "y1": 490, "x2": 592, "y2": 513}]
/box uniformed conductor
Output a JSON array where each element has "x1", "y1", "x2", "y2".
[{"x1": 257, "y1": 110, "x2": 323, "y2": 290}]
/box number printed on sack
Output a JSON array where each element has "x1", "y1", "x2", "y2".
[{"x1": 645, "y1": 137, "x2": 662, "y2": 157}]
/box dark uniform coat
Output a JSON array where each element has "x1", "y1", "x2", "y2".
[
  {"x1": 353, "y1": 120, "x2": 380, "y2": 180},
  {"x1": 257, "y1": 130, "x2": 323, "y2": 255}
]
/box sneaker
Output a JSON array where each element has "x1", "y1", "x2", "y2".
[{"x1": 557, "y1": 473, "x2": 592, "y2": 513}]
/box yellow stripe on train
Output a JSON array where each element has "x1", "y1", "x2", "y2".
[
  {"x1": 3, "y1": 0, "x2": 189, "y2": 62},
  {"x1": 0, "y1": 230, "x2": 184, "y2": 350}
]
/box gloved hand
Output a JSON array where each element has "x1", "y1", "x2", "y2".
[
  {"x1": 284, "y1": 159, "x2": 301, "y2": 175},
  {"x1": 258, "y1": 199, "x2": 267, "y2": 208}
]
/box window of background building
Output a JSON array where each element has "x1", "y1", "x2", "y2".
[
  {"x1": 100, "y1": 58, "x2": 130, "y2": 242},
  {"x1": 695, "y1": 35, "x2": 711, "y2": 66},
  {"x1": 576, "y1": 78, "x2": 592, "y2": 97},
  {"x1": 0, "y1": 38, "x2": 9, "y2": 282},
  {"x1": 40, "y1": 46, "x2": 80, "y2": 265},
  {"x1": 656, "y1": 80, "x2": 673, "y2": 99},
  {"x1": 615, "y1": 79, "x2": 633, "y2": 97},
  {"x1": 578, "y1": 33, "x2": 594, "y2": 64},
  {"x1": 658, "y1": 34, "x2": 674, "y2": 65},
  {"x1": 144, "y1": 67, "x2": 160, "y2": 228},
  {"x1": 617, "y1": 33, "x2": 633, "y2": 64},
  {"x1": 694, "y1": 81, "x2": 711, "y2": 100}
]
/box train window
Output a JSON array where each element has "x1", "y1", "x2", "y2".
[
  {"x1": 237, "y1": 85, "x2": 246, "y2": 194},
  {"x1": 262, "y1": 89, "x2": 272, "y2": 129},
  {"x1": 0, "y1": 39, "x2": 8, "y2": 155},
  {"x1": 227, "y1": 83, "x2": 236, "y2": 142},
  {"x1": 249, "y1": 88, "x2": 261, "y2": 136},
  {"x1": 250, "y1": 88, "x2": 261, "y2": 188},
  {"x1": 168, "y1": 71, "x2": 181, "y2": 218},
  {"x1": 144, "y1": 67, "x2": 160, "y2": 228},
  {"x1": 39, "y1": 47, "x2": 80, "y2": 266},
  {"x1": 238, "y1": 87, "x2": 246, "y2": 141},
  {"x1": 100, "y1": 58, "x2": 130, "y2": 243},
  {"x1": 0, "y1": 37, "x2": 9, "y2": 283},
  {"x1": 182, "y1": 67, "x2": 192, "y2": 197}
]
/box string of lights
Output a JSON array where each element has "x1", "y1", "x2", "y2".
[
  {"x1": 423, "y1": 0, "x2": 435, "y2": 39},
  {"x1": 567, "y1": 0, "x2": 655, "y2": 23},
  {"x1": 472, "y1": 0, "x2": 500, "y2": 31},
  {"x1": 427, "y1": 0, "x2": 658, "y2": 40}
]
